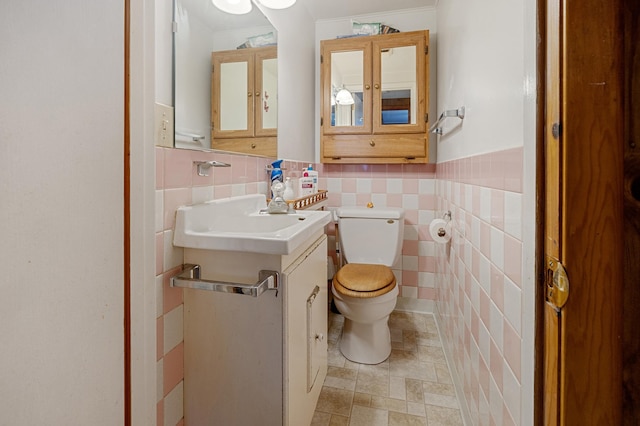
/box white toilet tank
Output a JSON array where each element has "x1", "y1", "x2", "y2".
[{"x1": 336, "y1": 206, "x2": 405, "y2": 267}]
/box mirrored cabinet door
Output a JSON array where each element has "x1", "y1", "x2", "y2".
[
  {"x1": 321, "y1": 38, "x2": 372, "y2": 135},
  {"x1": 372, "y1": 32, "x2": 427, "y2": 134},
  {"x1": 255, "y1": 49, "x2": 278, "y2": 137},
  {"x1": 212, "y1": 50, "x2": 255, "y2": 138}
]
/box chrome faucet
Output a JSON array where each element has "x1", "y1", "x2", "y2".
[{"x1": 267, "y1": 181, "x2": 291, "y2": 214}]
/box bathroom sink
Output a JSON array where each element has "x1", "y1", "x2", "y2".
[{"x1": 173, "y1": 194, "x2": 331, "y2": 255}]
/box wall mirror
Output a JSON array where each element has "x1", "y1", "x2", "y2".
[{"x1": 174, "y1": 0, "x2": 277, "y2": 156}]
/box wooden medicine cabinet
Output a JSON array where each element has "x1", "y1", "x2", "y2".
[
  {"x1": 320, "y1": 30, "x2": 430, "y2": 164},
  {"x1": 211, "y1": 46, "x2": 277, "y2": 157}
]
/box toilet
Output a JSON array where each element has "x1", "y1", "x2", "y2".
[{"x1": 332, "y1": 206, "x2": 404, "y2": 364}]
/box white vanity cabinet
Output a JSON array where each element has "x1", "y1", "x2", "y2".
[{"x1": 182, "y1": 232, "x2": 328, "y2": 426}]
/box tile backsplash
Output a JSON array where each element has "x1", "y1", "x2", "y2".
[{"x1": 435, "y1": 147, "x2": 524, "y2": 425}]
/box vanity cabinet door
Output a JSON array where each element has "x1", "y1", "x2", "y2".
[
  {"x1": 320, "y1": 30, "x2": 430, "y2": 164},
  {"x1": 283, "y1": 236, "x2": 328, "y2": 426}
]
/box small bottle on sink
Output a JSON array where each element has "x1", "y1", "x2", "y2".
[{"x1": 283, "y1": 177, "x2": 295, "y2": 201}]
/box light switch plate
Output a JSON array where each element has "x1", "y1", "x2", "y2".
[{"x1": 154, "y1": 103, "x2": 174, "y2": 147}]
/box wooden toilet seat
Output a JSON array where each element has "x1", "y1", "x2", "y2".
[{"x1": 332, "y1": 263, "x2": 397, "y2": 298}]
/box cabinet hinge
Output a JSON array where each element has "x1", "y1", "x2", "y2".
[
  {"x1": 425, "y1": 113, "x2": 429, "y2": 123},
  {"x1": 545, "y1": 256, "x2": 569, "y2": 310},
  {"x1": 320, "y1": 117, "x2": 323, "y2": 126},
  {"x1": 172, "y1": 21, "x2": 178, "y2": 33},
  {"x1": 425, "y1": 45, "x2": 428, "y2": 55},
  {"x1": 320, "y1": 54, "x2": 323, "y2": 64},
  {"x1": 211, "y1": 121, "x2": 215, "y2": 130}
]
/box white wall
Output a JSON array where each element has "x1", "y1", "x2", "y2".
[
  {"x1": 435, "y1": 0, "x2": 536, "y2": 162},
  {"x1": 0, "y1": 1, "x2": 125, "y2": 423},
  {"x1": 156, "y1": 0, "x2": 174, "y2": 106},
  {"x1": 436, "y1": 0, "x2": 538, "y2": 424},
  {"x1": 130, "y1": 0, "x2": 160, "y2": 423},
  {"x1": 260, "y1": 2, "x2": 317, "y2": 162},
  {"x1": 314, "y1": 7, "x2": 438, "y2": 162}
]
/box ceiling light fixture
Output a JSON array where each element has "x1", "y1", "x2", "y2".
[
  {"x1": 212, "y1": 0, "x2": 296, "y2": 14},
  {"x1": 335, "y1": 88, "x2": 355, "y2": 105},
  {"x1": 256, "y1": 0, "x2": 296, "y2": 9},
  {"x1": 211, "y1": 0, "x2": 252, "y2": 15}
]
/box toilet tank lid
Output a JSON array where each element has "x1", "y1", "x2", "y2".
[{"x1": 337, "y1": 206, "x2": 405, "y2": 220}]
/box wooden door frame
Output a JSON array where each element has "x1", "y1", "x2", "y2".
[
  {"x1": 124, "y1": 0, "x2": 132, "y2": 423},
  {"x1": 536, "y1": 0, "x2": 625, "y2": 424}
]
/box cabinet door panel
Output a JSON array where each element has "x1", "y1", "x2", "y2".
[
  {"x1": 321, "y1": 38, "x2": 372, "y2": 135},
  {"x1": 255, "y1": 49, "x2": 278, "y2": 137},
  {"x1": 284, "y1": 237, "x2": 328, "y2": 426},
  {"x1": 373, "y1": 33, "x2": 427, "y2": 134},
  {"x1": 212, "y1": 51, "x2": 254, "y2": 138}
]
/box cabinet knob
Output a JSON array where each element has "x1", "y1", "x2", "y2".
[
  {"x1": 365, "y1": 84, "x2": 371, "y2": 90},
  {"x1": 248, "y1": 92, "x2": 252, "y2": 97},
  {"x1": 374, "y1": 83, "x2": 380, "y2": 89},
  {"x1": 251, "y1": 143, "x2": 256, "y2": 149},
  {"x1": 370, "y1": 140, "x2": 376, "y2": 147},
  {"x1": 256, "y1": 91, "x2": 261, "y2": 97}
]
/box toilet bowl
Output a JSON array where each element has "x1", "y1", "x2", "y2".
[
  {"x1": 332, "y1": 206, "x2": 404, "y2": 364},
  {"x1": 332, "y1": 263, "x2": 399, "y2": 364}
]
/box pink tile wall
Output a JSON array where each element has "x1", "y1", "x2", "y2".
[
  {"x1": 317, "y1": 163, "x2": 438, "y2": 302},
  {"x1": 435, "y1": 147, "x2": 524, "y2": 425},
  {"x1": 155, "y1": 147, "x2": 280, "y2": 426}
]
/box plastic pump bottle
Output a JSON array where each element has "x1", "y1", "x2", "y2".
[
  {"x1": 283, "y1": 177, "x2": 295, "y2": 200},
  {"x1": 303, "y1": 164, "x2": 318, "y2": 193}
]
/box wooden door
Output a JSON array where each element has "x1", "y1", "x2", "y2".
[
  {"x1": 540, "y1": 0, "x2": 625, "y2": 423},
  {"x1": 622, "y1": 0, "x2": 640, "y2": 421},
  {"x1": 542, "y1": 0, "x2": 562, "y2": 420}
]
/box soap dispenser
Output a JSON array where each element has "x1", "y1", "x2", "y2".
[{"x1": 283, "y1": 177, "x2": 295, "y2": 201}]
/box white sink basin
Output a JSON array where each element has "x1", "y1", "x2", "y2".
[{"x1": 173, "y1": 194, "x2": 331, "y2": 255}]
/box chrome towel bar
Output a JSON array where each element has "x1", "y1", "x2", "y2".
[
  {"x1": 429, "y1": 106, "x2": 465, "y2": 135},
  {"x1": 176, "y1": 130, "x2": 205, "y2": 142},
  {"x1": 170, "y1": 264, "x2": 279, "y2": 297}
]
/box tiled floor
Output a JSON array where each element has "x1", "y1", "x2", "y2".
[{"x1": 312, "y1": 310, "x2": 464, "y2": 426}]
